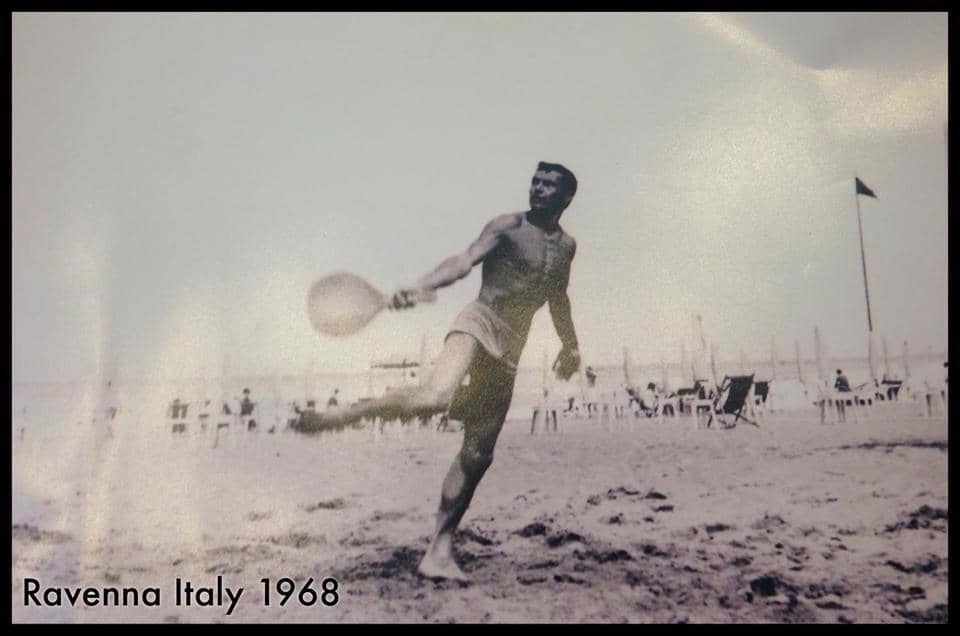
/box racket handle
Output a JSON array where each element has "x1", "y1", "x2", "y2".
[{"x1": 387, "y1": 288, "x2": 437, "y2": 309}]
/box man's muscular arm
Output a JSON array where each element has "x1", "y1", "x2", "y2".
[
  {"x1": 549, "y1": 239, "x2": 580, "y2": 380},
  {"x1": 549, "y1": 292, "x2": 581, "y2": 380},
  {"x1": 548, "y1": 292, "x2": 579, "y2": 351},
  {"x1": 391, "y1": 214, "x2": 521, "y2": 308}
]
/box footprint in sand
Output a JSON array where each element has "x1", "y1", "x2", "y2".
[
  {"x1": 268, "y1": 532, "x2": 326, "y2": 549},
  {"x1": 204, "y1": 561, "x2": 244, "y2": 575},
  {"x1": 882, "y1": 505, "x2": 948, "y2": 534},
  {"x1": 546, "y1": 532, "x2": 585, "y2": 548},
  {"x1": 458, "y1": 527, "x2": 497, "y2": 546},
  {"x1": 748, "y1": 573, "x2": 797, "y2": 598},
  {"x1": 871, "y1": 582, "x2": 930, "y2": 618},
  {"x1": 883, "y1": 554, "x2": 942, "y2": 575},
  {"x1": 526, "y1": 559, "x2": 560, "y2": 570},
  {"x1": 704, "y1": 523, "x2": 734, "y2": 536},
  {"x1": 516, "y1": 522, "x2": 549, "y2": 537},
  {"x1": 574, "y1": 548, "x2": 633, "y2": 564},
  {"x1": 302, "y1": 498, "x2": 348, "y2": 512},
  {"x1": 751, "y1": 514, "x2": 788, "y2": 533},
  {"x1": 637, "y1": 543, "x2": 672, "y2": 558},
  {"x1": 12, "y1": 524, "x2": 72, "y2": 544},
  {"x1": 553, "y1": 573, "x2": 590, "y2": 586},
  {"x1": 895, "y1": 604, "x2": 948, "y2": 623},
  {"x1": 517, "y1": 575, "x2": 547, "y2": 585}
]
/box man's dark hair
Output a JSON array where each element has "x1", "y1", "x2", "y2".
[
  {"x1": 836, "y1": 369, "x2": 843, "y2": 374},
  {"x1": 538, "y1": 161, "x2": 578, "y2": 201}
]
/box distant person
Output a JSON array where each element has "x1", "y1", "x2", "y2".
[
  {"x1": 169, "y1": 397, "x2": 188, "y2": 419},
  {"x1": 625, "y1": 385, "x2": 641, "y2": 413},
  {"x1": 169, "y1": 398, "x2": 188, "y2": 433},
  {"x1": 436, "y1": 412, "x2": 450, "y2": 432},
  {"x1": 944, "y1": 361, "x2": 948, "y2": 420},
  {"x1": 639, "y1": 382, "x2": 659, "y2": 417},
  {"x1": 198, "y1": 399, "x2": 212, "y2": 430},
  {"x1": 834, "y1": 369, "x2": 851, "y2": 393},
  {"x1": 294, "y1": 400, "x2": 318, "y2": 429},
  {"x1": 240, "y1": 388, "x2": 255, "y2": 416},
  {"x1": 834, "y1": 369, "x2": 850, "y2": 422},
  {"x1": 584, "y1": 366, "x2": 599, "y2": 417},
  {"x1": 239, "y1": 388, "x2": 257, "y2": 430},
  {"x1": 660, "y1": 390, "x2": 677, "y2": 417},
  {"x1": 327, "y1": 389, "x2": 340, "y2": 408}
]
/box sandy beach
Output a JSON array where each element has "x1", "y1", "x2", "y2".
[
  {"x1": 12, "y1": 390, "x2": 948, "y2": 623},
  {"x1": 13, "y1": 10, "x2": 949, "y2": 626}
]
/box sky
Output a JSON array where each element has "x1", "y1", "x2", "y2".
[{"x1": 12, "y1": 13, "x2": 948, "y2": 382}]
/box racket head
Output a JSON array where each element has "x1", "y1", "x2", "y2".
[{"x1": 306, "y1": 271, "x2": 388, "y2": 337}]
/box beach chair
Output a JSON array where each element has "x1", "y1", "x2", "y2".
[
  {"x1": 753, "y1": 381, "x2": 769, "y2": 406},
  {"x1": 659, "y1": 393, "x2": 678, "y2": 417},
  {"x1": 919, "y1": 380, "x2": 947, "y2": 418},
  {"x1": 704, "y1": 375, "x2": 758, "y2": 429},
  {"x1": 880, "y1": 379, "x2": 903, "y2": 401},
  {"x1": 851, "y1": 382, "x2": 874, "y2": 407},
  {"x1": 676, "y1": 381, "x2": 704, "y2": 416},
  {"x1": 751, "y1": 380, "x2": 770, "y2": 419},
  {"x1": 814, "y1": 382, "x2": 839, "y2": 424},
  {"x1": 692, "y1": 387, "x2": 718, "y2": 429}
]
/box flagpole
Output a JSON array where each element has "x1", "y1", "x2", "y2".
[{"x1": 854, "y1": 175, "x2": 873, "y2": 333}]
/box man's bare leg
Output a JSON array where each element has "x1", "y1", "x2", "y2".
[
  {"x1": 418, "y1": 410, "x2": 506, "y2": 582},
  {"x1": 313, "y1": 334, "x2": 476, "y2": 428}
]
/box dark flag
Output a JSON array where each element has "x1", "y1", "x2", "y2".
[{"x1": 855, "y1": 177, "x2": 877, "y2": 198}]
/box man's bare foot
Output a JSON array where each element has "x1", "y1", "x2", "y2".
[
  {"x1": 294, "y1": 408, "x2": 359, "y2": 433},
  {"x1": 417, "y1": 552, "x2": 469, "y2": 582},
  {"x1": 317, "y1": 408, "x2": 362, "y2": 428}
]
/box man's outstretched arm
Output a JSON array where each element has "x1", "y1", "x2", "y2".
[{"x1": 392, "y1": 213, "x2": 521, "y2": 307}]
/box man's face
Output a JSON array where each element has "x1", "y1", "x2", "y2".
[{"x1": 529, "y1": 170, "x2": 569, "y2": 212}]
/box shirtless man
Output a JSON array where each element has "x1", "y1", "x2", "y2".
[{"x1": 316, "y1": 162, "x2": 582, "y2": 580}]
